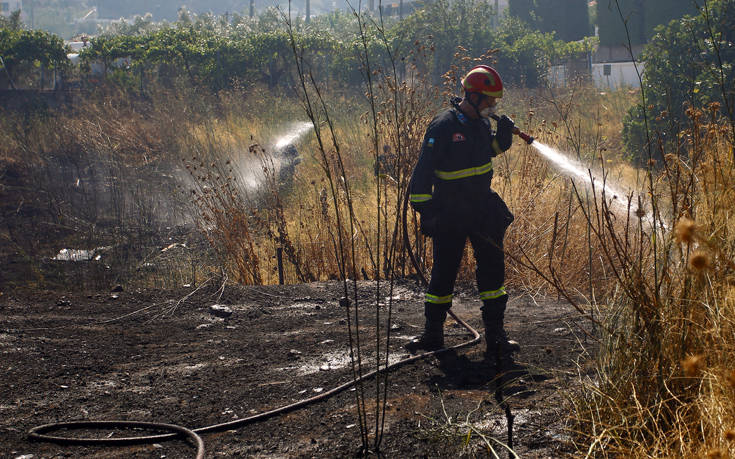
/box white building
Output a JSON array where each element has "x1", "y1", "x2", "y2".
[
  {"x1": 0, "y1": 0, "x2": 21, "y2": 17},
  {"x1": 590, "y1": 61, "x2": 645, "y2": 89},
  {"x1": 549, "y1": 61, "x2": 645, "y2": 89}
]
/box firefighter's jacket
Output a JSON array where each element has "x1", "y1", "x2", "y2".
[{"x1": 409, "y1": 106, "x2": 513, "y2": 236}]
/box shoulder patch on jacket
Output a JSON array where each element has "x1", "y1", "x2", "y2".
[{"x1": 452, "y1": 133, "x2": 466, "y2": 142}]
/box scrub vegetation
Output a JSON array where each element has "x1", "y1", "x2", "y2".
[{"x1": 2, "y1": 0, "x2": 735, "y2": 456}]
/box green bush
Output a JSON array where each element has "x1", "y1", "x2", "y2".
[
  {"x1": 488, "y1": 15, "x2": 597, "y2": 88},
  {"x1": 622, "y1": 0, "x2": 735, "y2": 162},
  {"x1": 596, "y1": 0, "x2": 698, "y2": 47},
  {"x1": 0, "y1": 26, "x2": 68, "y2": 89},
  {"x1": 66, "y1": 1, "x2": 597, "y2": 93},
  {"x1": 509, "y1": 0, "x2": 590, "y2": 42},
  {"x1": 394, "y1": 0, "x2": 497, "y2": 83}
]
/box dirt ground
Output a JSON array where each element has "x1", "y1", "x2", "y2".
[{"x1": 1, "y1": 280, "x2": 593, "y2": 458}]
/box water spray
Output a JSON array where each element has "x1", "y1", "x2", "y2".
[{"x1": 490, "y1": 113, "x2": 658, "y2": 226}]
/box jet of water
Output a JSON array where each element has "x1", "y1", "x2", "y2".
[
  {"x1": 275, "y1": 122, "x2": 313, "y2": 150},
  {"x1": 240, "y1": 121, "x2": 314, "y2": 191},
  {"x1": 531, "y1": 141, "x2": 651, "y2": 221}
]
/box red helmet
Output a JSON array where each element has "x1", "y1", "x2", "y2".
[{"x1": 461, "y1": 65, "x2": 503, "y2": 98}]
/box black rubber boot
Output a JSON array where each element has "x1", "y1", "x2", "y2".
[
  {"x1": 481, "y1": 296, "x2": 519, "y2": 358},
  {"x1": 405, "y1": 303, "x2": 448, "y2": 353}
]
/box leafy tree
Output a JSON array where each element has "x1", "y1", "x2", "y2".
[
  {"x1": 642, "y1": 0, "x2": 698, "y2": 39},
  {"x1": 247, "y1": 30, "x2": 298, "y2": 88},
  {"x1": 0, "y1": 27, "x2": 68, "y2": 89},
  {"x1": 596, "y1": 0, "x2": 697, "y2": 47},
  {"x1": 308, "y1": 10, "x2": 362, "y2": 41},
  {"x1": 80, "y1": 18, "x2": 346, "y2": 91},
  {"x1": 394, "y1": 0, "x2": 497, "y2": 83},
  {"x1": 70, "y1": 1, "x2": 598, "y2": 93},
  {"x1": 597, "y1": 0, "x2": 645, "y2": 46},
  {"x1": 490, "y1": 16, "x2": 554, "y2": 87},
  {"x1": 0, "y1": 10, "x2": 23, "y2": 31},
  {"x1": 622, "y1": 0, "x2": 735, "y2": 161},
  {"x1": 508, "y1": 0, "x2": 535, "y2": 25},
  {"x1": 490, "y1": 15, "x2": 596, "y2": 87},
  {"x1": 509, "y1": 0, "x2": 590, "y2": 42},
  {"x1": 97, "y1": 13, "x2": 161, "y2": 36}
]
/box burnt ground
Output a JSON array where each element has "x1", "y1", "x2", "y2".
[{"x1": 0, "y1": 280, "x2": 593, "y2": 458}]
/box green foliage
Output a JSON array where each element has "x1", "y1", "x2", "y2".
[
  {"x1": 596, "y1": 0, "x2": 697, "y2": 47},
  {"x1": 0, "y1": 27, "x2": 68, "y2": 88},
  {"x1": 490, "y1": 16, "x2": 597, "y2": 87},
  {"x1": 509, "y1": 0, "x2": 590, "y2": 42},
  {"x1": 395, "y1": 0, "x2": 497, "y2": 83},
  {"x1": 65, "y1": 0, "x2": 597, "y2": 92},
  {"x1": 596, "y1": 0, "x2": 645, "y2": 46},
  {"x1": 81, "y1": 21, "x2": 345, "y2": 91},
  {"x1": 508, "y1": 0, "x2": 534, "y2": 25},
  {"x1": 622, "y1": 0, "x2": 735, "y2": 162},
  {"x1": 490, "y1": 16, "x2": 554, "y2": 87},
  {"x1": 0, "y1": 10, "x2": 23, "y2": 31},
  {"x1": 642, "y1": 0, "x2": 698, "y2": 40},
  {"x1": 97, "y1": 13, "x2": 161, "y2": 36},
  {"x1": 390, "y1": 0, "x2": 594, "y2": 87}
]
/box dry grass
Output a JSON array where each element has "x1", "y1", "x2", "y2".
[
  {"x1": 565, "y1": 102, "x2": 735, "y2": 457},
  {"x1": 1, "y1": 57, "x2": 634, "y2": 293},
  {"x1": 1, "y1": 87, "x2": 247, "y2": 289},
  {"x1": 5, "y1": 72, "x2": 734, "y2": 456}
]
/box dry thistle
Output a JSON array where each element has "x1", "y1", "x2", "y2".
[
  {"x1": 674, "y1": 217, "x2": 697, "y2": 244},
  {"x1": 725, "y1": 429, "x2": 735, "y2": 442},
  {"x1": 689, "y1": 250, "x2": 711, "y2": 271},
  {"x1": 682, "y1": 354, "x2": 705, "y2": 377}
]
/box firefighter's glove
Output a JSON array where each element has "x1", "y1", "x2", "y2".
[
  {"x1": 496, "y1": 115, "x2": 515, "y2": 152},
  {"x1": 419, "y1": 209, "x2": 439, "y2": 238}
]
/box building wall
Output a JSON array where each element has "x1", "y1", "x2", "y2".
[
  {"x1": 591, "y1": 61, "x2": 644, "y2": 89},
  {"x1": 549, "y1": 61, "x2": 644, "y2": 89}
]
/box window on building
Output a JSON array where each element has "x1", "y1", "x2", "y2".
[{"x1": 1, "y1": 3, "x2": 10, "y2": 12}]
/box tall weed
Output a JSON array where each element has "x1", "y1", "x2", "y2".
[{"x1": 567, "y1": 102, "x2": 735, "y2": 456}]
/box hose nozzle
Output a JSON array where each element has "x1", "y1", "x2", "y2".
[{"x1": 515, "y1": 129, "x2": 535, "y2": 145}]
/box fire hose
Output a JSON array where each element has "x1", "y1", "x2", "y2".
[
  {"x1": 29, "y1": 313, "x2": 479, "y2": 458},
  {"x1": 29, "y1": 117, "x2": 532, "y2": 457},
  {"x1": 27, "y1": 212, "x2": 480, "y2": 458}
]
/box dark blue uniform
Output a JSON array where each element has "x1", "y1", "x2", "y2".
[{"x1": 409, "y1": 102, "x2": 513, "y2": 313}]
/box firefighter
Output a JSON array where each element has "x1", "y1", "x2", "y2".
[{"x1": 405, "y1": 65, "x2": 518, "y2": 359}]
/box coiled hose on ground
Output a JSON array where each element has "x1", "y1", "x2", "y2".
[
  {"x1": 29, "y1": 314, "x2": 479, "y2": 459},
  {"x1": 28, "y1": 190, "x2": 480, "y2": 459}
]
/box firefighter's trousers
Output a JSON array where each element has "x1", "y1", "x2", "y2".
[{"x1": 425, "y1": 227, "x2": 506, "y2": 309}]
